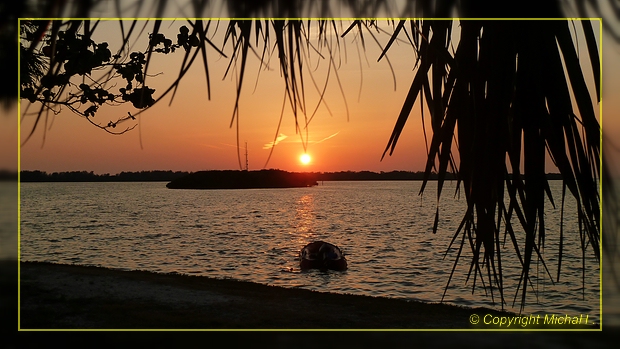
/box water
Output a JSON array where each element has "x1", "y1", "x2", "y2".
[
  {"x1": 0, "y1": 181, "x2": 18, "y2": 259},
  {"x1": 19, "y1": 180, "x2": 600, "y2": 322}
]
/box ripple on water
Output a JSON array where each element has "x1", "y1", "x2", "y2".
[{"x1": 19, "y1": 181, "x2": 599, "y2": 322}]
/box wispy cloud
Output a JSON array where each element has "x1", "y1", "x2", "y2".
[
  {"x1": 199, "y1": 142, "x2": 240, "y2": 150},
  {"x1": 262, "y1": 131, "x2": 340, "y2": 150},
  {"x1": 200, "y1": 144, "x2": 223, "y2": 149},
  {"x1": 313, "y1": 131, "x2": 340, "y2": 144},
  {"x1": 263, "y1": 134, "x2": 288, "y2": 149}
]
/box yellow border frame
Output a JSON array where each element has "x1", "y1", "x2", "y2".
[{"x1": 16, "y1": 17, "x2": 604, "y2": 332}]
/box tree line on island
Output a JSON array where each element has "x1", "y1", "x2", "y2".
[{"x1": 19, "y1": 170, "x2": 564, "y2": 182}]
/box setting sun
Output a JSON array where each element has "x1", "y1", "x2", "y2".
[{"x1": 300, "y1": 154, "x2": 311, "y2": 165}]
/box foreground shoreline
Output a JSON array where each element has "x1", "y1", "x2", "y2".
[{"x1": 17, "y1": 261, "x2": 597, "y2": 330}]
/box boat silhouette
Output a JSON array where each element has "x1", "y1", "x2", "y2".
[{"x1": 299, "y1": 241, "x2": 348, "y2": 271}]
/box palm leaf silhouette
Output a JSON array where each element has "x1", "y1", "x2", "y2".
[
  {"x1": 380, "y1": 19, "x2": 600, "y2": 310},
  {"x1": 14, "y1": 1, "x2": 609, "y2": 311}
]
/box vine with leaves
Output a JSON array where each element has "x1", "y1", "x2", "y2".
[{"x1": 19, "y1": 20, "x2": 212, "y2": 144}]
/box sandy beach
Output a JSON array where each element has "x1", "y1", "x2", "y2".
[
  {"x1": 18, "y1": 261, "x2": 498, "y2": 329},
  {"x1": 17, "y1": 261, "x2": 597, "y2": 330},
  {"x1": 0, "y1": 260, "x2": 617, "y2": 348}
]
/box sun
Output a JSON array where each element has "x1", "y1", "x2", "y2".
[{"x1": 300, "y1": 153, "x2": 311, "y2": 165}]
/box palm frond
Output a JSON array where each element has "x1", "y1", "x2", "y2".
[
  {"x1": 17, "y1": 16, "x2": 604, "y2": 311},
  {"x1": 379, "y1": 19, "x2": 600, "y2": 310}
]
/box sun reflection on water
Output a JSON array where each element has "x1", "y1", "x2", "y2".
[{"x1": 292, "y1": 194, "x2": 316, "y2": 243}]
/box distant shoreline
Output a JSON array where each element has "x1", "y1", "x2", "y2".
[
  {"x1": 165, "y1": 169, "x2": 319, "y2": 189},
  {"x1": 18, "y1": 170, "x2": 565, "y2": 183}
]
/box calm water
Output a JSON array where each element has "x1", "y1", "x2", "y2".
[
  {"x1": 0, "y1": 181, "x2": 18, "y2": 259},
  {"x1": 20, "y1": 180, "x2": 600, "y2": 322}
]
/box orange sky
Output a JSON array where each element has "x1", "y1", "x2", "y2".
[
  {"x1": 3, "y1": 19, "x2": 616, "y2": 175},
  {"x1": 16, "y1": 20, "x2": 434, "y2": 174}
]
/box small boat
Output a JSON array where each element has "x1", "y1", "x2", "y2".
[{"x1": 299, "y1": 241, "x2": 348, "y2": 271}]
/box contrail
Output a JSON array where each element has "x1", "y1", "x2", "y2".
[
  {"x1": 197, "y1": 142, "x2": 237, "y2": 150},
  {"x1": 313, "y1": 131, "x2": 340, "y2": 144},
  {"x1": 262, "y1": 131, "x2": 340, "y2": 149}
]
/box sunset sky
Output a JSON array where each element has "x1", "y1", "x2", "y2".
[
  {"x1": 17, "y1": 19, "x2": 434, "y2": 174},
  {"x1": 4, "y1": 18, "x2": 617, "y2": 175}
]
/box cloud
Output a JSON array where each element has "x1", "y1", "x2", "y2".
[
  {"x1": 263, "y1": 134, "x2": 288, "y2": 149},
  {"x1": 313, "y1": 131, "x2": 340, "y2": 144},
  {"x1": 262, "y1": 131, "x2": 340, "y2": 150}
]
